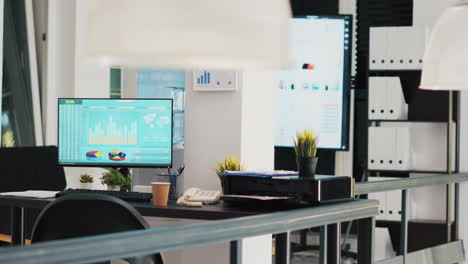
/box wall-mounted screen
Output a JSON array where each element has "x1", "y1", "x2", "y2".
[
  {"x1": 275, "y1": 15, "x2": 352, "y2": 150},
  {"x1": 58, "y1": 98, "x2": 173, "y2": 168}
]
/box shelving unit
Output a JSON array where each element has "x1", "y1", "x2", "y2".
[
  {"x1": 365, "y1": 25, "x2": 460, "y2": 257},
  {"x1": 351, "y1": 1, "x2": 465, "y2": 262}
]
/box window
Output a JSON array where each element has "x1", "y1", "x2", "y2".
[
  {"x1": 1, "y1": 0, "x2": 37, "y2": 147},
  {"x1": 137, "y1": 69, "x2": 185, "y2": 148}
]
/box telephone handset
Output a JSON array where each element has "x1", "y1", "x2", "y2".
[{"x1": 176, "y1": 188, "x2": 221, "y2": 207}]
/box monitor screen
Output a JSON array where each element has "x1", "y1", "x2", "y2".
[
  {"x1": 58, "y1": 98, "x2": 173, "y2": 167},
  {"x1": 275, "y1": 15, "x2": 352, "y2": 150}
]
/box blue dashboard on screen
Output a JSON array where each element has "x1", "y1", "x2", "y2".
[{"x1": 58, "y1": 98, "x2": 173, "y2": 167}]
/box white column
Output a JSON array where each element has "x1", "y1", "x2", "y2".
[
  {"x1": 183, "y1": 71, "x2": 276, "y2": 264},
  {"x1": 74, "y1": 0, "x2": 109, "y2": 98},
  {"x1": 183, "y1": 72, "x2": 243, "y2": 190},
  {"x1": 45, "y1": 0, "x2": 76, "y2": 145},
  {"x1": 184, "y1": 71, "x2": 275, "y2": 189}
]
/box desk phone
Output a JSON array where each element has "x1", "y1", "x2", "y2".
[{"x1": 177, "y1": 188, "x2": 221, "y2": 207}]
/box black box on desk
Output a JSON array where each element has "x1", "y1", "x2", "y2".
[{"x1": 222, "y1": 175, "x2": 355, "y2": 203}]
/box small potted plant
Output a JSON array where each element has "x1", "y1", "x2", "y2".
[
  {"x1": 79, "y1": 173, "x2": 94, "y2": 189},
  {"x1": 100, "y1": 168, "x2": 131, "y2": 191},
  {"x1": 214, "y1": 157, "x2": 245, "y2": 191},
  {"x1": 293, "y1": 129, "x2": 318, "y2": 178}
]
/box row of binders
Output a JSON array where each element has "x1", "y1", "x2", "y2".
[
  {"x1": 369, "y1": 175, "x2": 450, "y2": 221},
  {"x1": 369, "y1": 26, "x2": 427, "y2": 70},
  {"x1": 368, "y1": 177, "x2": 403, "y2": 221},
  {"x1": 368, "y1": 123, "x2": 456, "y2": 171},
  {"x1": 368, "y1": 126, "x2": 411, "y2": 171},
  {"x1": 368, "y1": 77, "x2": 408, "y2": 120}
]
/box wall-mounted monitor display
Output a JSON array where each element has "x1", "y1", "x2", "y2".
[
  {"x1": 275, "y1": 15, "x2": 352, "y2": 150},
  {"x1": 58, "y1": 98, "x2": 173, "y2": 168}
]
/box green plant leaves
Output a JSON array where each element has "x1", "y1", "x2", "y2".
[
  {"x1": 213, "y1": 156, "x2": 245, "y2": 183},
  {"x1": 79, "y1": 174, "x2": 94, "y2": 183},
  {"x1": 100, "y1": 168, "x2": 131, "y2": 191},
  {"x1": 293, "y1": 129, "x2": 317, "y2": 158}
]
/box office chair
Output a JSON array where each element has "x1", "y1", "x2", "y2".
[
  {"x1": 0, "y1": 146, "x2": 66, "y2": 245},
  {"x1": 31, "y1": 194, "x2": 163, "y2": 264}
]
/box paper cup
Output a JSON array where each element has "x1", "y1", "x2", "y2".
[{"x1": 151, "y1": 182, "x2": 171, "y2": 207}]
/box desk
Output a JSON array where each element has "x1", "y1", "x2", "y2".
[{"x1": 0, "y1": 196, "x2": 373, "y2": 264}]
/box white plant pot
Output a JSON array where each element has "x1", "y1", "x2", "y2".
[
  {"x1": 80, "y1": 183, "x2": 93, "y2": 189},
  {"x1": 107, "y1": 186, "x2": 121, "y2": 191}
]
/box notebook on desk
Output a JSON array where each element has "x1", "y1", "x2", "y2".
[{"x1": 222, "y1": 170, "x2": 298, "y2": 178}]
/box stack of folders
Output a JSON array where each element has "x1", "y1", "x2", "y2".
[
  {"x1": 368, "y1": 77, "x2": 408, "y2": 120},
  {"x1": 369, "y1": 26, "x2": 426, "y2": 70},
  {"x1": 222, "y1": 170, "x2": 298, "y2": 178},
  {"x1": 368, "y1": 126, "x2": 411, "y2": 171}
]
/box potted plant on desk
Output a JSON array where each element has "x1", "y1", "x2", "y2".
[
  {"x1": 293, "y1": 129, "x2": 318, "y2": 178},
  {"x1": 214, "y1": 157, "x2": 245, "y2": 192},
  {"x1": 100, "y1": 168, "x2": 131, "y2": 191},
  {"x1": 79, "y1": 173, "x2": 94, "y2": 189}
]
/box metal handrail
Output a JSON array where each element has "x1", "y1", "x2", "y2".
[
  {"x1": 0, "y1": 199, "x2": 378, "y2": 264},
  {"x1": 355, "y1": 173, "x2": 468, "y2": 195}
]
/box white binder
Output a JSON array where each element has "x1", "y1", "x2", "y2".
[
  {"x1": 368, "y1": 177, "x2": 387, "y2": 220},
  {"x1": 387, "y1": 27, "x2": 407, "y2": 70},
  {"x1": 386, "y1": 186, "x2": 403, "y2": 221},
  {"x1": 368, "y1": 127, "x2": 397, "y2": 170},
  {"x1": 368, "y1": 126, "x2": 381, "y2": 170},
  {"x1": 393, "y1": 127, "x2": 412, "y2": 170},
  {"x1": 369, "y1": 77, "x2": 408, "y2": 120},
  {"x1": 386, "y1": 77, "x2": 408, "y2": 120},
  {"x1": 369, "y1": 27, "x2": 388, "y2": 70},
  {"x1": 368, "y1": 77, "x2": 386, "y2": 120}
]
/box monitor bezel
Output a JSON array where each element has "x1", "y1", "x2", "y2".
[
  {"x1": 275, "y1": 14, "x2": 352, "y2": 151},
  {"x1": 57, "y1": 98, "x2": 174, "y2": 168}
]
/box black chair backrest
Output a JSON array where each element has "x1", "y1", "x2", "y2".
[
  {"x1": 0, "y1": 146, "x2": 66, "y2": 192},
  {"x1": 31, "y1": 194, "x2": 163, "y2": 264},
  {"x1": 0, "y1": 146, "x2": 66, "y2": 239}
]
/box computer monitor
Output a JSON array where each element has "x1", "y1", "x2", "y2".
[
  {"x1": 275, "y1": 15, "x2": 352, "y2": 150},
  {"x1": 58, "y1": 98, "x2": 173, "y2": 168}
]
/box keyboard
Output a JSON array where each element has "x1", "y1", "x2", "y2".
[{"x1": 56, "y1": 189, "x2": 153, "y2": 203}]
